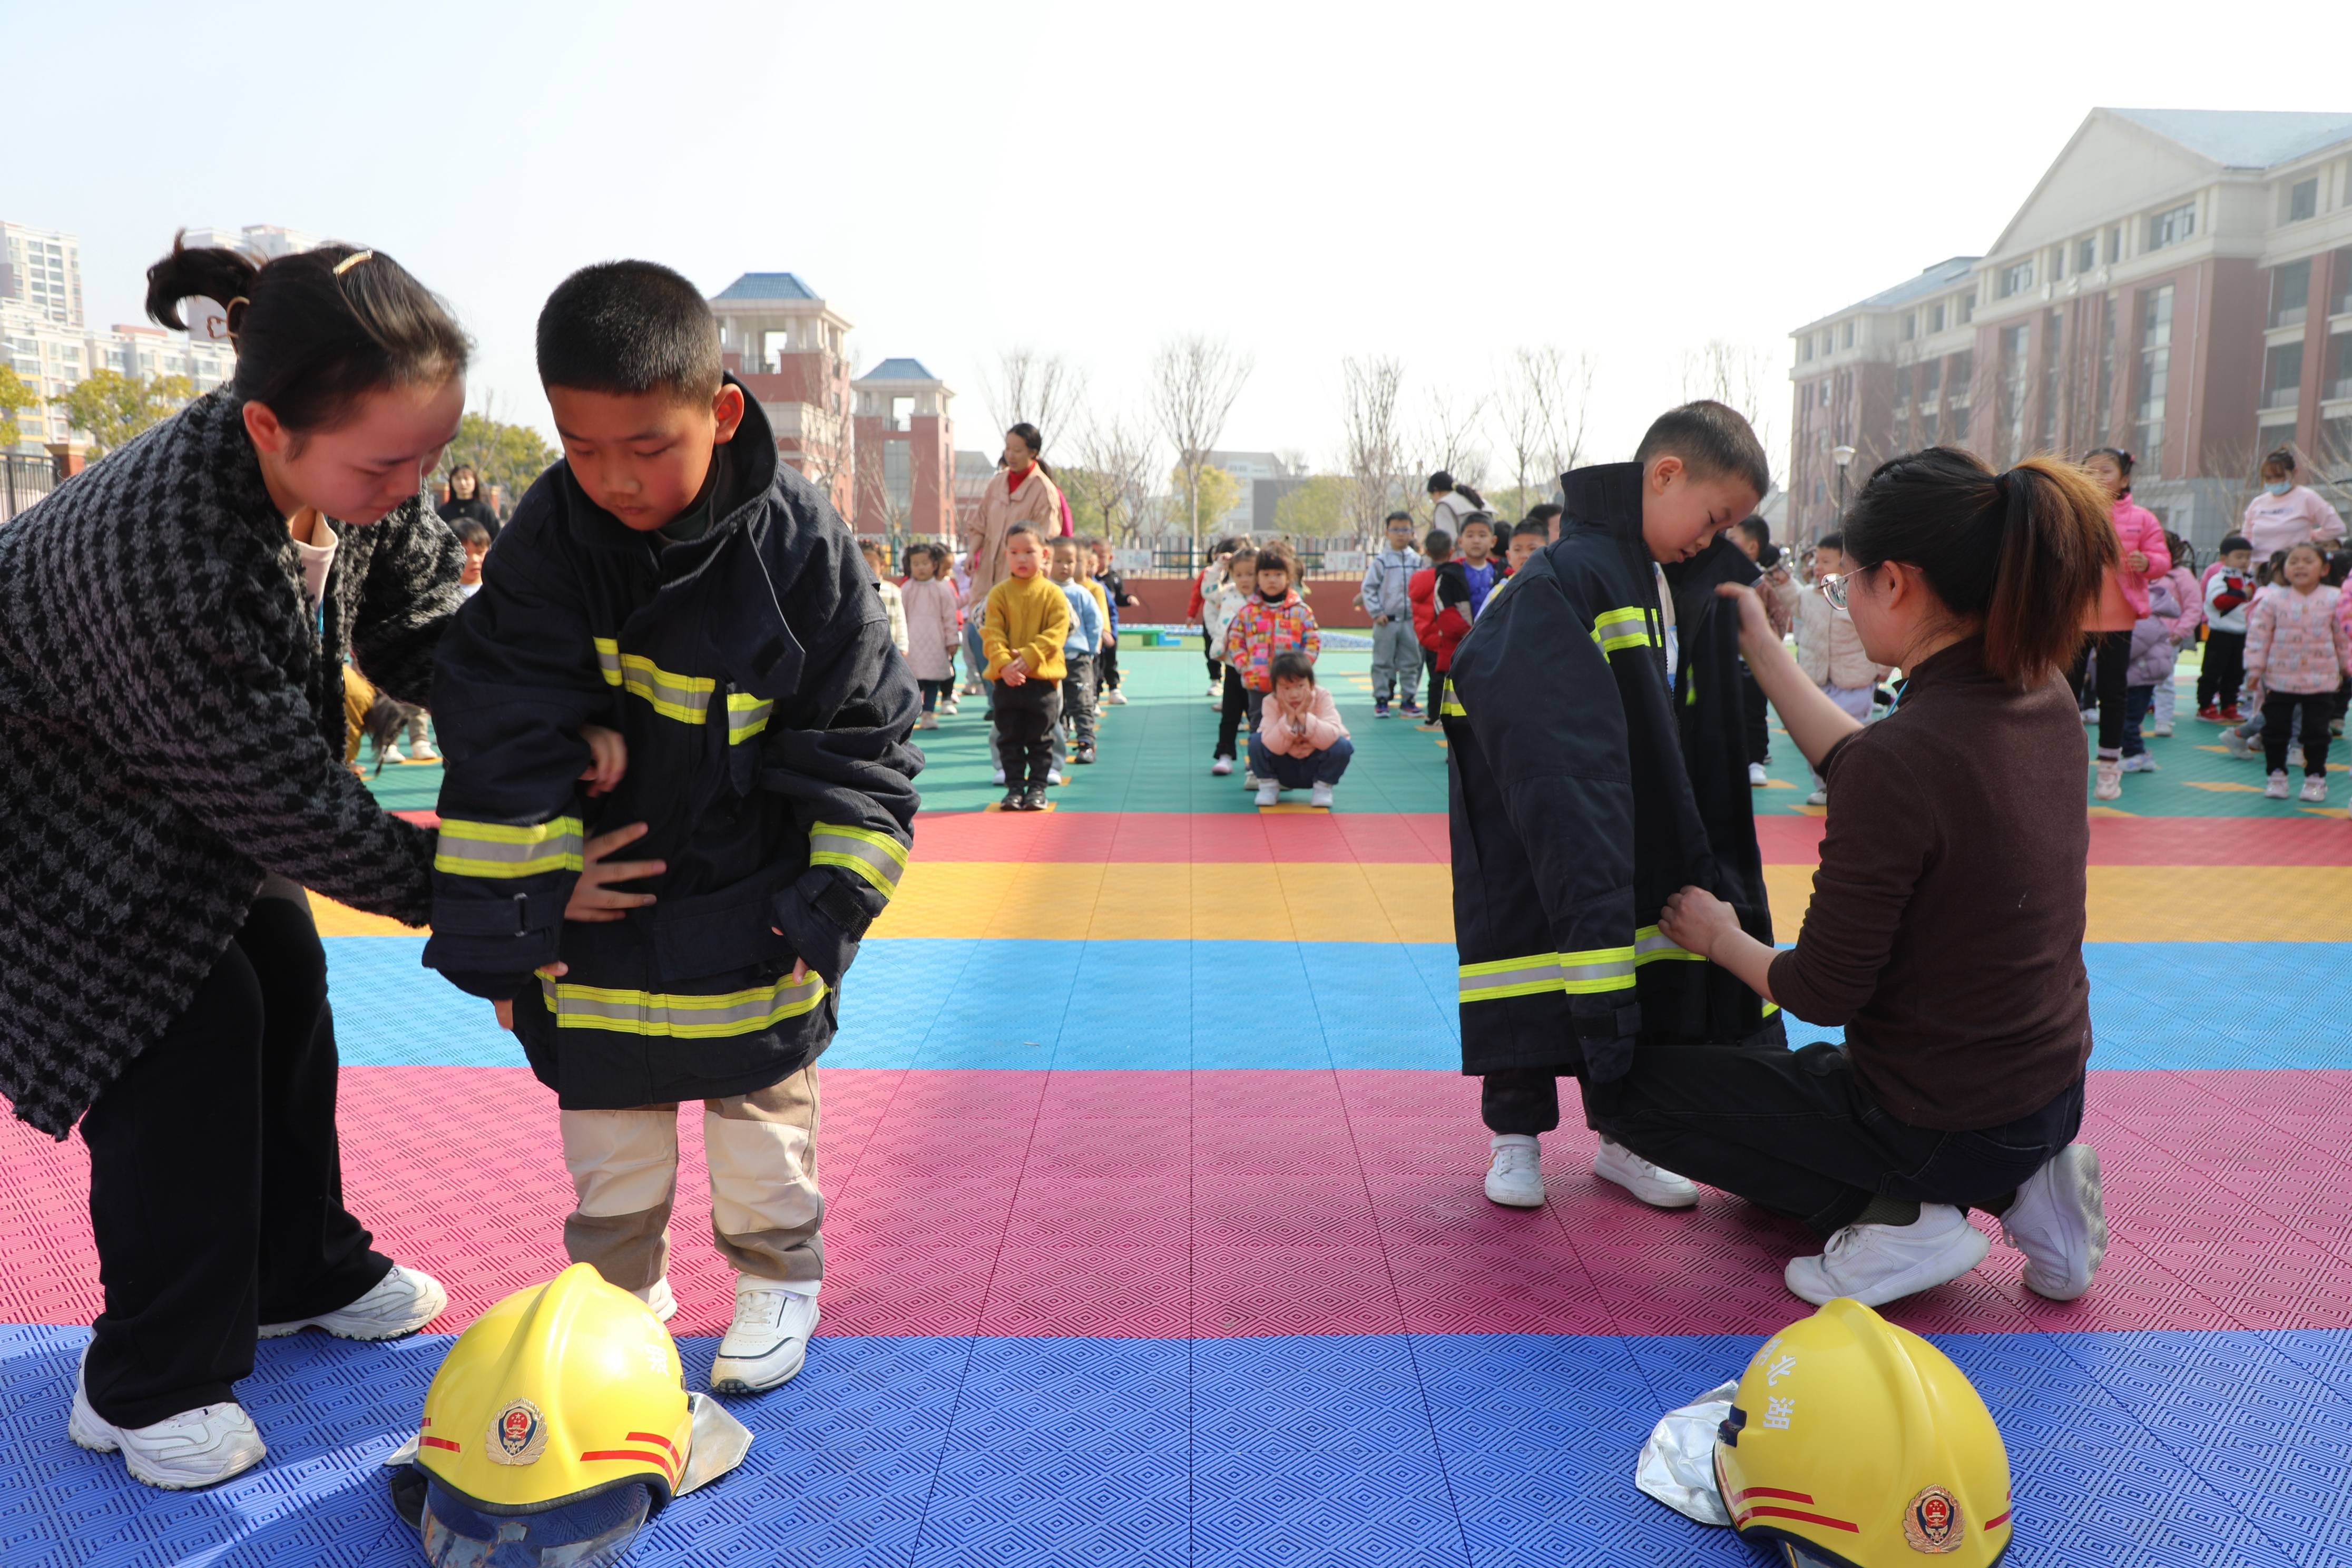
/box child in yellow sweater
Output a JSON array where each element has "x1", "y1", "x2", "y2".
[{"x1": 983, "y1": 524, "x2": 1071, "y2": 811}]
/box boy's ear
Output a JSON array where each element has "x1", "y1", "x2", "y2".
[
  {"x1": 711, "y1": 383, "x2": 747, "y2": 446},
  {"x1": 1645, "y1": 455, "x2": 1683, "y2": 493}
]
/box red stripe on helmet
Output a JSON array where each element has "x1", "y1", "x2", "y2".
[
  {"x1": 1734, "y1": 1486, "x2": 1816, "y2": 1504},
  {"x1": 581, "y1": 1447, "x2": 677, "y2": 1481},
  {"x1": 420, "y1": 1436, "x2": 460, "y2": 1453},
  {"x1": 1985, "y1": 1510, "x2": 2013, "y2": 1530},
  {"x1": 1739, "y1": 1505, "x2": 1860, "y2": 1533},
  {"x1": 624, "y1": 1430, "x2": 680, "y2": 1458}
]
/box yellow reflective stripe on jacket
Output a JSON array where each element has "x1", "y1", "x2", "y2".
[
  {"x1": 592, "y1": 638, "x2": 716, "y2": 724},
  {"x1": 1458, "y1": 952, "x2": 1566, "y2": 1003},
  {"x1": 434, "y1": 817, "x2": 585, "y2": 878},
  {"x1": 1439, "y1": 694, "x2": 1467, "y2": 718},
  {"x1": 1591, "y1": 605, "x2": 1654, "y2": 656},
  {"x1": 726, "y1": 692, "x2": 773, "y2": 745},
  {"x1": 1555, "y1": 942, "x2": 1638, "y2": 994},
  {"x1": 1633, "y1": 924, "x2": 1704, "y2": 965},
  {"x1": 539, "y1": 972, "x2": 827, "y2": 1038},
  {"x1": 808, "y1": 821, "x2": 908, "y2": 897}
]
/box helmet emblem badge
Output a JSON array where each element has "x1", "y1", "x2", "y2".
[
  {"x1": 488, "y1": 1398, "x2": 548, "y2": 1465},
  {"x1": 1903, "y1": 1485, "x2": 1962, "y2": 1553}
]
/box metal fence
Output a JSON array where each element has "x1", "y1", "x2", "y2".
[{"x1": 1, "y1": 454, "x2": 56, "y2": 523}]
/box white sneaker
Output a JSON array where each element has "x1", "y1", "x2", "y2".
[
  {"x1": 991, "y1": 767, "x2": 1007, "y2": 787},
  {"x1": 2265, "y1": 771, "x2": 2291, "y2": 799},
  {"x1": 406, "y1": 739, "x2": 440, "y2": 762},
  {"x1": 1805, "y1": 787, "x2": 1828, "y2": 807},
  {"x1": 939, "y1": 699, "x2": 959, "y2": 715},
  {"x1": 914, "y1": 714, "x2": 938, "y2": 730},
  {"x1": 2226, "y1": 731, "x2": 2257, "y2": 760},
  {"x1": 2148, "y1": 722, "x2": 2173, "y2": 737},
  {"x1": 1047, "y1": 768, "x2": 1065, "y2": 786},
  {"x1": 633, "y1": 1277, "x2": 679, "y2": 1323},
  {"x1": 1210, "y1": 757, "x2": 1233, "y2": 776},
  {"x1": 709, "y1": 1282, "x2": 820, "y2": 1394},
  {"x1": 1254, "y1": 781, "x2": 1280, "y2": 807},
  {"x1": 1592, "y1": 1139, "x2": 1699, "y2": 1209},
  {"x1": 1207, "y1": 682, "x2": 1224, "y2": 698},
  {"x1": 1748, "y1": 763, "x2": 1769, "y2": 787},
  {"x1": 1784, "y1": 1204, "x2": 1989, "y2": 1307},
  {"x1": 2300, "y1": 775, "x2": 2330, "y2": 803},
  {"x1": 258, "y1": 1263, "x2": 446, "y2": 1341},
  {"x1": 1484, "y1": 1134, "x2": 1544, "y2": 1208},
  {"x1": 1309, "y1": 781, "x2": 1335, "y2": 808},
  {"x1": 2001, "y1": 1144, "x2": 2106, "y2": 1301},
  {"x1": 2093, "y1": 759, "x2": 2122, "y2": 801},
  {"x1": 2120, "y1": 753, "x2": 2159, "y2": 773},
  {"x1": 2080, "y1": 708, "x2": 2098, "y2": 725},
  {"x1": 1241, "y1": 771, "x2": 1261, "y2": 789},
  {"x1": 70, "y1": 1354, "x2": 266, "y2": 1490},
  {"x1": 1106, "y1": 690, "x2": 1129, "y2": 705},
  {"x1": 378, "y1": 742, "x2": 406, "y2": 765}
]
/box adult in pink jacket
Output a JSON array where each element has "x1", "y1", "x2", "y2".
[
  {"x1": 966, "y1": 421, "x2": 1064, "y2": 607},
  {"x1": 2240, "y1": 447, "x2": 2346, "y2": 560},
  {"x1": 1247, "y1": 649, "x2": 1353, "y2": 808},
  {"x1": 2077, "y1": 447, "x2": 2170, "y2": 800}
]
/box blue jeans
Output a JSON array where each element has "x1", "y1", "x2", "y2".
[
  {"x1": 2122, "y1": 683, "x2": 2154, "y2": 757},
  {"x1": 1247, "y1": 734, "x2": 1354, "y2": 789},
  {"x1": 962, "y1": 621, "x2": 992, "y2": 715}
]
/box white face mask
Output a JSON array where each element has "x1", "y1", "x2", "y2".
[{"x1": 2265, "y1": 481, "x2": 2291, "y2": 496}]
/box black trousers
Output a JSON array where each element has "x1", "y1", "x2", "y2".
[
  {"x1": 2262, "y1": 689, "x2": 2337, "y2": 777},
  {"x1": 80, "y1": 890, "x2": 390, "y2": 1428},
  {"x1": 1202, "y1": 637, "x2": 1221, "y2": 685},
  {"x1": 1424, "y1": 655, "x2": 1447, "y2": 721},
  {"x1": 1097, "y1": 638, "x2": 1121, "y2": 693},
  {"x1": 992, "y1": 678, "x2": 1063, "y2": 789},
  {"x1": 1213, "y1": 666, "x2": 1250, "y2": 760},
  {"x1": 2066, "y1": 630, "x2": 2131, "y2": 753},
  {"x1": 1739, "y1": 659, "x2": 1770, "y2": 765},
  {"x1": 1482, "y1": 1069, "x2": 1584, "y2": 1136},
  {"x1": 2198, "y1": 629, "x2": 2246, "y2": 711},
  {"x1": 1589, "y1": 1040, "x2": 2084, "y2": 1237}
]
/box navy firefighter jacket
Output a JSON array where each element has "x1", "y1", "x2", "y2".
[
  {"x1": 1444, "y1": 461, "x2": 1780, "y2": 1084},
  {"x1": 423, "y1": 383, "x2": 922, "y2": 1109}
]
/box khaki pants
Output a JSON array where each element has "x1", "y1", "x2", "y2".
[{"x1": 558, "y1": 1065, "x2": 822, "y2": 1293}]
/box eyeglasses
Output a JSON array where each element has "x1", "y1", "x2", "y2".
[{"x1": 1812, "y1": 563, "x2": 1879, "y2": 610}]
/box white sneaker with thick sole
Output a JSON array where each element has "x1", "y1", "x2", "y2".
[
  {"x1": 991, "y1": 767, "x2": 1007, "y2": 787},
  {"x1": 2093, "y1": 759, "x2": 2122, "y2": 801},
  {"x1": 2148, "y1": 722, "x2": 2173, "y2": 737},
  {"x1": 1784, "y1": 1204, "x2": 1989, "y2": 1306},
  {"x1": 1805, "y1": 787, "x2": 1828, "y2": 807},
  {"x1": 1208, "y1": 682, "x2": 1224, "y2": 698},
  {"x1": 2120, "y1": 753, "x2": 2159, "y2": 773},
  {"x1": 1748, "y1": 763, "x2": 1769, "y2": 787},
  {"x1": 407, "y1": 739, "x2": 440, "y2": 762},
  {"x1": 70, "y1": 1355, "x2": 266, "y2": 1490},
  {"x1": 2265, "y1": 771, "x2": 2291, "y2": 799},
  {"x1": 258, "y1": 1263, "x2": 446, "y2": 1341},
  {"x1": 2300, "y1": 775, "x2": 2330, "y2": 803},
  {"x1": 1047, "y1": 768, "x2": 1065, "y2": 786},
  {"x1": 2226, "y1": 731, "x2": 2257, "y2": 759},
  {"x1": 1593, "y1": 1139, "x2": 1699, "y2": 1209},
  {"x1": 1254, "y1": 781, "x2": 1280, "y2": 807},
  {"x1": 1309, "y1": 781, "x2": 1335, "y2": 808},
  {"x1": 2002, "y1": 1144, "x2": 2107, "y2": 1301},
  {"x1": 1211, "y1": 757, "x2": 1233, "y2": 776},
  {"x1": 709, "y1": 1282, "x2": 819, "y2": 1394},
  {"x1": 633, "y1": 1277, "x2": 679, "y2": 1323},
  {"x1": 1240, "y1": 771, "x2": 1261, "y2": 789},
  {"x1": 1484, "y1": 1134, "x2": 1544, "y2": 1208},
  {"x1": 378, "y1": 742, "x2": 406, "y2": 765},
  {"x1": 1106, "y1": 690, "x2": 1129, "y2": 705}
]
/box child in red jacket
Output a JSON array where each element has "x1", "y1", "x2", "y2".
[{"x1": 1410, "y1": 527, "x2": 1454, "y2": 732}]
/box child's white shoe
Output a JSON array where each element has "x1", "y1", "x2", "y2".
[
  {"x1": 1747, "y1": 763, "x2": 1769, "y2": 787},
  {"x1": 709, "y1": 1281, "x2": 819, "y2": 1395},
  {"x1": 914, "y1": 714, "x2": 938, "y2": 730},
  {"x1": 1309, "y1": 781, "x2": 1335, "y2": 808},
  {"x1": 991, "y1": 767, "x2": 1006, "y2": 787},
  {"x1": 260, "y1": 1263, "x2": 446, "y2": 1340},
  {"x1": 2148, "y1": 721, "x2": 2173, "y2": 737},
  {"x1": 2120, "y1": 753, "x2": 2159, "y2": 773},
  {"x1": 2300, "y1": 774, "x2": 2329, "y2": 803},
  {"x1": 1593, "y1": 1139, "x2": 1699, "y2": 1209},
  {"x1": 1106, "y1": 689, "x2": 1128, "y2": 705},
  {"x1": 1484, "y1": 1135, "x2": 1544, "y2": 1208},
  {"x1": 2265, "y1": 771, "x2": 2291, "y2": 799},
  {"x1": 2093, "y1": 759, "x2": 2122, "y2": 800},
  {"x1": 1254, "y1": 781, "x2": 1280, "y2": 807},
  {"x1": 1211, "y1": 756, "x2": 1232, "y2": 776},
  {"x1": 632, "y1": 1278, "x2": 678, "y2": 1323},
  {"x1": 1805, "y1": 787, "x2": 1828, "y2": 807},
  {"x1": 1047, "y1": 768, "x2": 1064, "y2": 786},
  {"x1": 406, "y1": 738, "x2": 440, "y2": 762},
  {"x1": 2225, "y1": 730, "x2": 2257, "y2": 759},
  {"x1": 378, "y1": 742, "x2": 406, "y2": 765}
]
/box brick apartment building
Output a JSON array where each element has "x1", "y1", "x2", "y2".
[
  {"x1": 850, "y1": 357, "x2": 956, "y2": 536},
  {"x1": 1789, "y1": 107, "x2": 2352, "y2": 550},
  {"x1": 710, "y1": 272, "x2": 856, "y2": 517}
]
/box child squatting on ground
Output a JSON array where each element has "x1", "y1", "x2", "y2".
[
  {"x1": 984, "y1": 523, "x2": 1071, "y2": 811},
  {"x1": 1249, "y1": 650, "x2": 1353, "y2": 808},
  {"x1": 425, "y1": 260, "x2": 922, "y2": 1397}
]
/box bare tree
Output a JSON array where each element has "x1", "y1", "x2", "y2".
[
  {"x1": 1150, "y1": 334, "x2": 1254, "y2": 551},
  {"x1": 1680, "y1": 338, "x2": 1780, "y2": 472},
  {"x1": 1338, "y1": 355, "x2": 1410, "y2": 546},
  {"x1": 984, "y1": 349, "x2": 1086, "y2": 447},
  {"x1": 1409, "y1": 387, "x2": 1492, "y2": 498},
  {"x1": 1494, "y1": 345, "x2": 1594, "y2": 500},
  {"x1": 1067, "y1": 412, "x2": 1161, "y2": 546}
]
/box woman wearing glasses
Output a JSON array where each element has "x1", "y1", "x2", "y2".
[{"x1": 1601, "y1": 447, "x2": 2119, "y2": 1310}]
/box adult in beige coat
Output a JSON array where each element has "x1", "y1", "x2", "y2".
[{"x1": 966, "y1": 422, "x2": 1065, "y2": 606}]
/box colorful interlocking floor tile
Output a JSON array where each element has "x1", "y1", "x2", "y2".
[{"x1": 4, "y1": 646, "x2": 2349, "y2": 1566}]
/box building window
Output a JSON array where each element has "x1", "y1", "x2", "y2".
[
  {"x1": 2321, "y1": 414, "x2": 2352, "y2": 474},
  {"x1": 2263, "y1": 340, "x2": 2304, "y2": 410},
  {"x1": 2270, "y1": 259, "x2": 2311, "y2": 329},
  {"x1": 1901, "y1": 313, "x2": 1915, "y2": 341},
  {"x1": 2331, "y1": 248, "x2": 2352, "y2": 318},
  {"x1": 2105, "y1": 226, "x2": 2123, "y2": 264},
  {"x1": 2147, "y1": 201, "x2": 2197, "y2": 250},
  {"x1": 1929, "y1": 302, "x2": 1946, "y2": 332},
  {"x1": 2039, "y1": 310, "x2": 2063, "y2": 452},
  {"x1": 1819, "y1": 381, "x2": 1830, "y2": 408},
  {"x1": 2288, "y1": 178, "x2": 2319, "y2": 223},
  {"x1": 2076, "y1": 237, "x2": 2098, "y2": 274},
  {"x1": 1895, "y1": 364, "x2": 1912, "y2": 406},
  {"x1": 1841, "y1": 322, "x2": 1855, "y2": 349},
  {"x1": 1820, "y1": 331, "x2": 1832, "y2": 358},
  {"x1": 2094, "y1": 295, "x2": 2118, "y2": 447},
  {"x1": 2134, "y1": 284, "x2": 2174, "y2": 477},
  {"x1": 883, "y1": 442, "x2": 912, "y2": 512},
  {"x1": 1958, "y1": 292, "x2": 1975, "y2": 324},
  {"x1": 1948, "y1": 349, "x2": 1974, "y2": 410},
  {"x1": 1800, "y1": 336, "x2": 1814, "y2": 362},
  {"x1": 2000, "y1": 260, "x2": 2035, "y2": 298},
  {"x1": 2000, "y1": 324, "x2": 2031, "y2": 464},
  {"x1": 2326, "y1": 332, "x2": 2352, "y2": 402}
]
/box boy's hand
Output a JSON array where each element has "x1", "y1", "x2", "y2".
[
  {"x1": 493, "y1": 962, "x2": 567, "y2": 1031},
  {"x1": 580, "y1": 724, "x2": 626, "y2": 797},
  {"x1": 763, "y1": 943, "x2": 812, "y2": 990},
  {"x1": 1002, "y1": 654, "x2": 1028, "y2": 685},
  {"x1": 1658, "y1": 885, "x2": 1739, "y2": 961},
  {"x1": 566, "y1": 822, "x2": 665, "y2": 923}
]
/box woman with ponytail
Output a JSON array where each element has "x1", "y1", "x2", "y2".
[
  {"x1": 1603, "y1": 447, "x2": 2119, "y2": 1310},
  {"x1": 0, "y1": 236, "x2": 472, "y2": 1488}
]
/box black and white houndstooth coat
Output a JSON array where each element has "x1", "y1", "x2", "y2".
[{"x1": 0, "y1": 389, "x2": 462, "y2": 1138}]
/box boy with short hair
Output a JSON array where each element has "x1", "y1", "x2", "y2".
[
  {"x1": 1792, "y1": 532, "x2": 1889, "y2": 805},
  {"x1": 1506, "y1": 518, "x2": 1546, "y2": 574},
  {"x1": 1050, "y1": 536, "x2": 1104, "y2": 767},
  {"x1": 2200, "y1": 534, "x2": 2256, "y2": 722},
  {"x1": 1084, "y1": 536, "x2": 1136, "y2": 705},
  {"x1": 1446, "y1": 400, "x2": 1781, "y2": 1214},
  {"x1": 426, "y1": 260, "x2": 920, "y2": 1396},
  {"x1": 984, "y1": 524, "x2": 1070, "y2": 810},
  {"x1": 1433, "y1": 514, "x2": 1503, "y2": 637},
  {"x1": 1362, "y1": 510, "x2": 1424, "y2": 718},
  {"x1": 453, "y1": 518, "x2": 492, "y2": 600}
]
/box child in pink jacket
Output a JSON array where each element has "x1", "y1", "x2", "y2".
[
  {"x1": 2147, "y1": 533, "x2": 2203, "y2": 737},
  {"x1": 1249, "y1": 650, "x2": 1352, "y2": 808},
  {"x1": 2244, "y1": 542, "x2": 2351, "y2": 803}
]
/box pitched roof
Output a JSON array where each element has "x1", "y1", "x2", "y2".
[
  {"x1": 1799, "y1": 256, "x2": 1979, "y2": 331},
  {"x1": 711, "y1": 272, "x2": 818, "y2": 302},
  {"x1": 855, "y1": 357, "x2": 938, "y2": 384},
  {"x1": 2106, "y1": 107, "x2": 2352, "y2": 170}
]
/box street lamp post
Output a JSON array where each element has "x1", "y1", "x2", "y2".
[{"x1": 1831, "y1": 444, "x2": 1856, "y2": 523}]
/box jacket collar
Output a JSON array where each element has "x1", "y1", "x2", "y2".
[{"x1": 561, "y1": 373, "x2": 779, "y2": 554}]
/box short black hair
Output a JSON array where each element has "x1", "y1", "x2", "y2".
[
  {"x1": 1734, "y1": 515, "x2": 1770, "y2": 546},
  {"x1": 536, "y1": 260, "x2": 722, "y2": 401},
  {"x1": 1523, "y1": 503, "x2": 1563, "y2": 528},
  {"x1": 1757, "y1": 542, "x2": 1782, "y2": 569},
  {"x1": 1268, "y1": 650, "x2": 1317, "y2": 685},
  {"x1": 1815, "y1": 532, "x2": 1846, "y2": 554},
  {"x1": 1510, "y1": 519, "x2": 1549, "y2": 541},
  {"x1": 2219, "y1": 533, "x2": 2253, "y2": 554},
  {"x1": 1633, "y1": 400, "x2": 1771, "y2": 498},
  {"x1": 1384, "y1": 510, "x2": 1414, "y2": 526},
  {"x1": 1423, "y1": 529, "x2": 1453, "y2": 558},
  {"x1": 452, "y1": 518, "x2": 493, "y2": 547},
  {"x1": 1457, "y1": 512, "x2": 1495, "y2": 534}
]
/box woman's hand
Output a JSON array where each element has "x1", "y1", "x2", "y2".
[
  {"x1": 2124, "y1": 550, "x2": 2148, "y2": 574},
  {"x1": 1658, "y1": 885, "x2": 1739, "y2": 962},
  {"x1": 579, "y1": 724, "x2": 626, "y2": 797},
  {"x1": 565, "y1": 822, "x2": 664, "y2": 923}
]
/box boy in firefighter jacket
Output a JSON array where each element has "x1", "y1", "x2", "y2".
[
  {"x1": 1446, "y1": 401, "x2": 1782, "y2": 1213},
  {"x1": 424, "y1": 262, "x2": 921, "y2": 1394}
]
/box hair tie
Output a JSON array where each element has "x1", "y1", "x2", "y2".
[{"x1": 331, "y1": 250, "x2": 375, "y2": 277}]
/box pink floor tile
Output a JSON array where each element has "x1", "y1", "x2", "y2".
[
  {"x1": 1024, "y1": 1116, "x2": 1191, "y2": 1171},
  {"x1": 1040, "y1": 1070, "x2": 1192, "y2": 1118},
  {"x1": 1001, "y1": 1174, "x2": 1189, "y2": 1247},
  {"x1": 1193, "y1": 1245, "x2": 1404, "y2": 1337},
  {"x1": 979, "y1": 1244, "x2": 1191, "y2": 1336},
  {"x1": 1383, "y1": 1240, "x2": 1618, "y2": 1335}
]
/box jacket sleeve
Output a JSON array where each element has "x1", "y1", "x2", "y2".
[
  {"x1": 1411, "y1": 577, "x2": 1437, "y2": 644},
  {"x1": 1449, "y1": 566, "x2": 1644, "y2": 1074},
  {"x1": 420, "y1": 522, "x2": 611, "y2": 1000},
  {"x1": 1073, "y1": 586, "x2": 1102, "y2": 649},
  {"x1": 1302, "y1": 609, "x2": 1321, "y2": 662},
  {"x1": 2140, "y1": 520, "x2": 2171, "y2": 579},
  {"x1": 2244, "y1": 594, "x2": 2275, "y2": 681},
  {"x1": 2311, "y1": 492, "x2": 2347, "y2": 547},
  {"x1": 1188, "y1": 566, "x2": 1209, "y2": 621},
  {"x1": 758, "y1": 552, "x2": 923, "y2": 989},
  {"x1": 1766, "y1": 736, "x2": 1924, "y2": 1025},
  {"x1": 349, "y1": 499, "x2": 465, "y2": 708},
  {"x1": 982, "y1": 586, "x2": 1012, "y2": 675},
  {"x1": 1023, "y1": 587, "x2": 1071, "y2": 672}
]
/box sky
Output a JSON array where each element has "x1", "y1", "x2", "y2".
[{"x1": 10, "y1": 0, "x2": 2346, "y2": 491}]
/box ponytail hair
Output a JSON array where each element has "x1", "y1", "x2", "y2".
[
  {"x1": 1843, "y1": 446, "x2": 2114, "y2": 689},
  {"x1": 145, "y1": 232, "x2": 468, "y2": 439},
  {"x1": 1454, "y1": 481, "x2": 1487, "y2": 509}
]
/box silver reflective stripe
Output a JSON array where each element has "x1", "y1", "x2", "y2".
[
  {"x1": 808, "y1": 824, "x2": 908, "y2": 897},
  {"x1": 1458, "y1": 955, "x2": 1566, "y2": 1003},
  {"x1": 1556, "y1": 954, "x2": 1637, "y2": 992},
  {"x1": 540, "y1": 974, "x2": 828, "y2": 1039},
  {"x1": 1634, "y1": 927, "x2": 1703, "y2": 966},
  {"x1": 726, "y1": 694, "x2": 773, "y2": 744},
  {"x1": 434, "y1": 817, "x2": 586, "y2": 879},
  {"x1": 592, "y1": 638, "x2": 716, "y2": 723}
]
